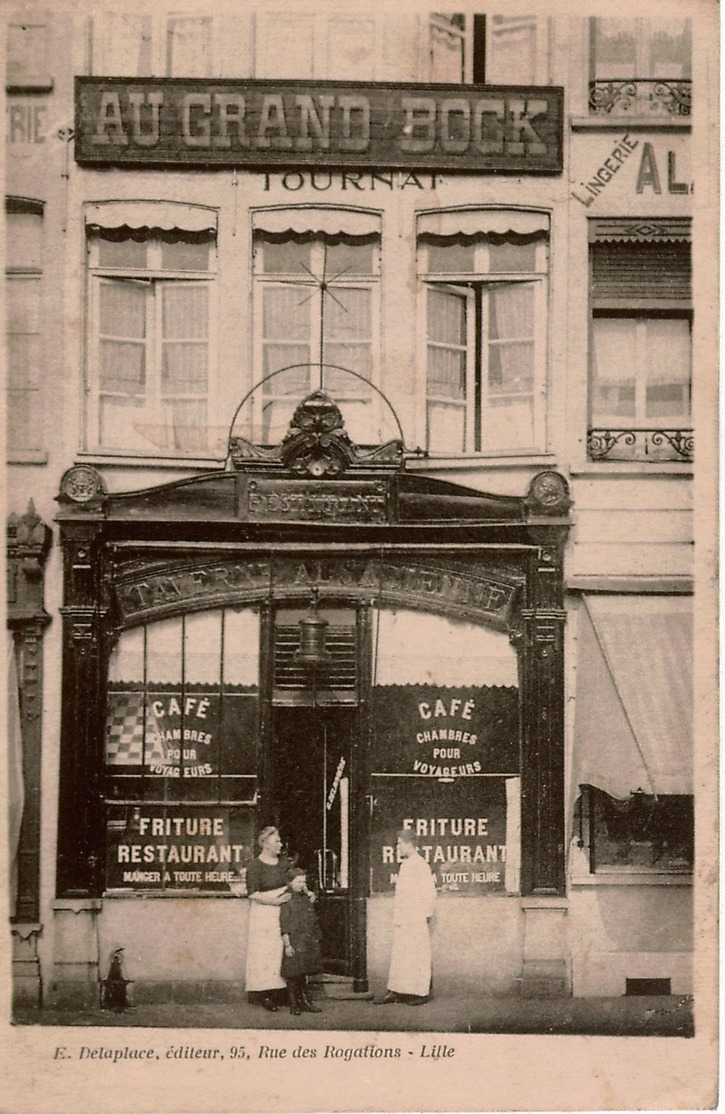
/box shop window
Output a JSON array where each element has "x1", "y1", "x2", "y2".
[
  {"x1": 369, "y1": 609, "x2": 521, "y2": 895},
  {"x1": 578, "y1": 788, "x2": 693, "y2": 873},
  {"x1": 85, "y1": 204, "x2": 218, "y2": 455},
  {"x1": 252, "y1": 212, "x2": 381, "y2": 446},
  {"x1": 104, "y1": 610, "x2": 259, "y2": 893},
  {"x1": 589, "y1": 18, "x2": 691, "y2": 117},
  {"x1": 418, "y1": 209, "x2": 549, "y2": 456},
  {"x1": 588, "y1": 219, "x2": 692, "y2": 462},
  {"x1": 484, "y1": 16, "x2": 548, "y2": 85},
  {"x1": 6, "y1": 199, "x2": 44, "y2": 455},
  {"x1": 6, "y1": 18, "x2": 50, "y2": 88}
]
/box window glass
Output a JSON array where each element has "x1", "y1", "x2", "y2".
[
  {"x1": 89, "y1": 226, "x2": 216, "y2": 454},
  {"x1": 486, "y1": 17, "x2": 537, "y2": 85},
  {"x1": 588, "y1": 788, "x2": 693, "y2": 871},
  {"x1": 7, "y1": 22, "x2": 47, "y2": 81},
  {"x1": 428, "y1": 13, "x2": 465, "y2": 82},
  {"x1": 425, "y1": 242, "x2": 476, "y2": 274},
  {"x1": 167, "y1": 16, "x2": 212, "y2": 76},
  {"x1": 160, "y1": 238, "x2": 210, "y2": 271},
  {"x1": 592, "y1": 19, "x2": 637, "y2": 80},
  {"x1": 99, "y1": 236, "x2": 148, "y2": 269},
  {"x1": 421, "y1": 222, "x2": 548, "y2": 455},
  {"x1": 489, "y1": 240, "x2": 538, "y2": 274},
  {"x1": 253, "y1": 227, "x2": 381, "y2": 446},
  {"x1": 95, "y1": 13, "x2": 152, "y2": 76},
  {"x1": 327, "y1": 19, "x2": 375, "y2": 80},
  {"x1": 592, "y1": 318, "x2": 636, "y2": 421},
  {"x1": 104, "y1": 610, "x2": 260, "y2": 893},
  {"x1": 6, "y1": 211, "x2": 43, "y2": 269}
]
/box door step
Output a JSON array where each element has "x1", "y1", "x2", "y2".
[{"x1": 311, "y1": 975, "x2": 374, "y2": 1001}]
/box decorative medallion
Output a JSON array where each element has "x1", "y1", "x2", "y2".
[
  {"x1": 58, "y1": 465, "x2": 106, "y2": 507},
  {"x1": 525, "y1": 471, "x2": 572, "y2": 516}
]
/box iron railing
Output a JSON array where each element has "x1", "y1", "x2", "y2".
[
  {"x1": 589, "y1": 79, "x2": 691, "y2": 117},
  {"x1": 587, "y1": 428, "x2": 693, "y2": 462}
]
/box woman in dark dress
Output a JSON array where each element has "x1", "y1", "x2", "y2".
[{"x1": 244, "y1": 826, "x2": 292, "y2": 1012}]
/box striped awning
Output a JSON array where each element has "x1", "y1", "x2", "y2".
[
  {"x1": 573, "y1": 595, "x2": 692, "y2": 798},
  {"x1": 253, "y1": 207, "x2": 381, "y2": 237},
  {"x1": 417, "y1": 208, "x2": 549, "y2": 238},
  {"x1": 85, "y1": 201, "x2": 218, "y2": 232}
]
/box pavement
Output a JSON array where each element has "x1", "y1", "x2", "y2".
[{"x1": 13, "y1": 992, "x2": 694, "y2": 1037}]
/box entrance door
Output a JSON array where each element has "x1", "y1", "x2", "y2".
[{"x1": 271, "y1": 706, "x2": 355, "y2": 975}]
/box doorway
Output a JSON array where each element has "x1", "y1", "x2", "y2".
[{"x1": 271, "y1": 705, "x2": 356, "y2": 975}]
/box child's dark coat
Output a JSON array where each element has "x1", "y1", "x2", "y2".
[{"x1": 280, "y1": 892, "x2": 322, "y2": 977}]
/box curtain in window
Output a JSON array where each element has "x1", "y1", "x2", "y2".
[
  {"x1": 427, "y1": 287, "x2": 467, "y2": 454},
  {"x1": 591, "y1": 318, "x2": 636, "y2": 421},
  {"x1": 428, "y1": 16, "x2": 464, "y2": 82},
  {"x1": 592, "y1": 19, "x2": 636, "y2": 80},
  {"x1": 485, "y1": 284, "x2": 535, "y2": 450},
  {"x1": 644, "y1": 319, "x2": 690, "y2": 419},
  {"x1": 486, "y1": 20, "x2": 537, "y2": 85}
]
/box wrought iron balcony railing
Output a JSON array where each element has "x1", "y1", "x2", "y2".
[
  {"x1": 587, "y1": 428, "x2": 693, "y2": 463},
  {"x1": 589, "y1": 79, "x2": 691, "y2": 117}
]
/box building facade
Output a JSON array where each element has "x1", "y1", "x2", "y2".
[{"x1": 6, "y1": 5, "x2": 707, "y2": 1010}]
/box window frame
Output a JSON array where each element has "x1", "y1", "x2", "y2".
[
  {"x1": 588, "y1": 17, "x2": 692, "y2": 118},
  {"x1": 577, "y1": 785, "x2": 693, "y2": 877},
  {"x1": 418, "y1": 227, "x2": 550, "y2": 457},
  {"x1": 251, "y1": 229, "x2": 382, "y2": 446},
  {"x1": 587, "y1": 223, "x2": 692, "y2": 460},
  {"x1": 85, "y1": 224, "x2": 219, "y2": 457},
  {"x1": 91, "y1": 9, "x2": 219, "y2": 77},
  {"x1": 6, "y1": 200, "x2": 45, "y2": 456}
]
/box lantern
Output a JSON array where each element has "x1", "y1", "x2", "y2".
[{"x1": 294, "y1": 590, "x2": 331, "y2": 668}]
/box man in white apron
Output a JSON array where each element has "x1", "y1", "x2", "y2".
[{"x1": 378, "y1": 829, "x2": 437, "y2": 1005}]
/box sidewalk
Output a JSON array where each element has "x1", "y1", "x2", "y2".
[{"x1": 14, "y1": 993, "x2": 694, "y2": 1037}]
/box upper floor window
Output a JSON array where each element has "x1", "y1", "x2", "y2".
[
  {"x1": 418, "y1": 209, "x2": 549, "y2": 456},
  {"x1": 92, "y1": 11, "x2": 214, "y2": 76},
  {"x1": 251, "y1": 209, "x2": 381, "y2": 447},
  {"x1": 587, "y1": 218, "x2": 692, "y2": 463},
  {"x1": 85, "y1": 202, "x2": 218, "y2": 456},
  {"x1": 6, "y1": 18, "x2": 50, "y2": 88},
  {"x1": 589, "y1": 19, "x2": 691, "y2": 117},
  {"x1": 427, "y1": 14, "x2": 466, "y2": 83},
  {"x1": 484, "y1": 16, "x2": 549, "y2": 85},
  {"x1": 6, "y1": 199, "x2": 44, "y2": 454}
]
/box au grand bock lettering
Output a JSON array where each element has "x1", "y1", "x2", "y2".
[{"x1": 75, "y1": 79, "x2": 563, "y2": 173}]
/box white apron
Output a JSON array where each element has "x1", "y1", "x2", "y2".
[
  {"x1": 387, "y1": 852, "x2": 437, "y2": 997},
  {"x1": 245, "y1": 901, "x2": 286, "y2": 992}
]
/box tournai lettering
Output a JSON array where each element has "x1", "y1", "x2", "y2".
[{"x1": 75, "y1": 80, "x2": 563, "y2": 172}]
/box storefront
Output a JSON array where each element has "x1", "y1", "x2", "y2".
[{"x1": 51, "y1": 398, "x2": 571, "y2": 1004}]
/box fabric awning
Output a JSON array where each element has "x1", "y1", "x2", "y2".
[
  {"x1": 417, "y1": 208, "x2": 549, "y2": 238},
  {"x1": 85, "y1": 201, "x2": 218, "y2": 232},
  {"x1": 252, "y1": 207, "x2": 381, "y2": 237},
  {"x1": 572, "y1": 595, "x2": 692, "y2": 799}
]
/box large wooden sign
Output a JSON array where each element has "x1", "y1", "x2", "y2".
[{"x1": 75, "y1": 78, "x2": 563, "y2": 173}]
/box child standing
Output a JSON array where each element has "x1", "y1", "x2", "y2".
[{"x1": 280, "y1": 867, "x2": 323, "y2": 1015}]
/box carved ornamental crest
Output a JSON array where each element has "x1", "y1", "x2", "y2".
[{"x1": 229, "y1": 390, "x2": 404, "y2": 477}]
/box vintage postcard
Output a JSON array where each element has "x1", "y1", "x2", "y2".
[{"x1": 0, "y1": 0, "x2": 718, "y2": 1110}]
